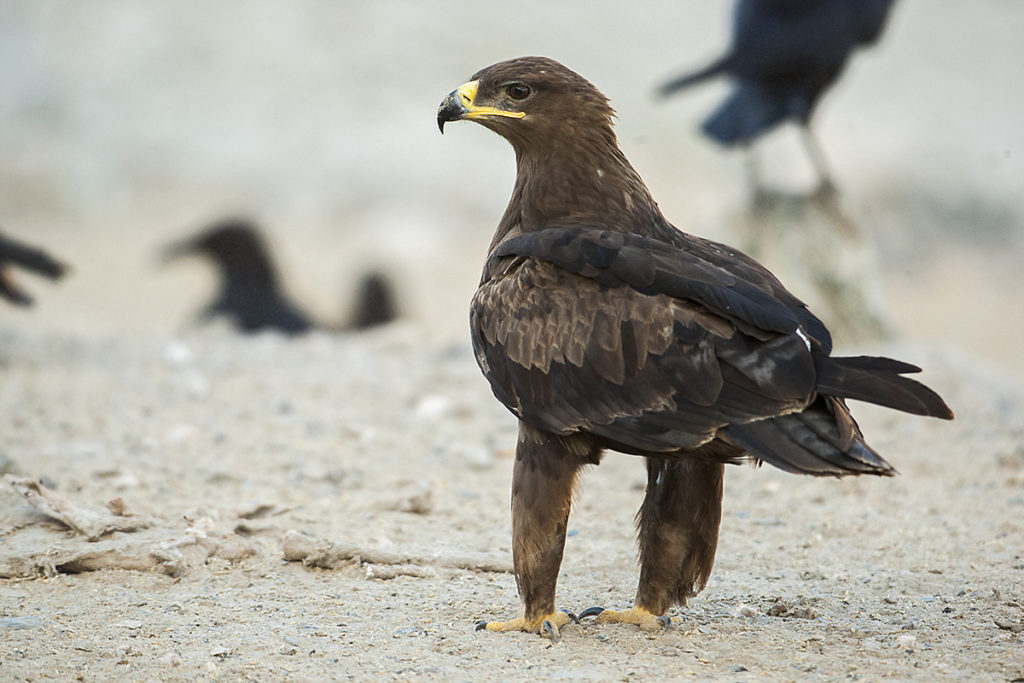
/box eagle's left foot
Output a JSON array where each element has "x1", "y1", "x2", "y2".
[
  {"x1": 475, "y1": 609, "x2": 579, "y2": 641},
  {"x1": 579, "y1": 606, "x2": 672, "y2": 632}
]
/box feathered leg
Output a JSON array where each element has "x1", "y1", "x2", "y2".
[
  {"x1": 636, "y1": 457, "x2": 724, "y2": 612},
  {"x1": 477, "y1": 424, "x2": 595, "y2": 640},
  {"x1": 583, "y1": 457, "x2": 724, "y2": 631}
]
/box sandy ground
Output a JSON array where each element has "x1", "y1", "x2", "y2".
[
  {"x1": 0, "y1": 327, "x2": 1022, "y2": 681},
  {"x1": 2, "y1": 1, "x2": 1024, "y2": 681}
]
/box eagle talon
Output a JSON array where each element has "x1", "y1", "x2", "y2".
[
  {"x1": 542, "y1": 619, "x2": 561, "y2": 642},
  {"x1": 578, "y1": 606, "x2": 606, "y2": 620},
  {"x1": 590, "y1": 606, "x2": 671, "y2": 632},
  {"x1": 475, "y1": 610, "x2": 575, "y2": 639}
]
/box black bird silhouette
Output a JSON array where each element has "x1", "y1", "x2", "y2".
[
  {"x1": 658, "y1": 0, "x2": 896, "y2": 192},
  {"x1": 348, "y1": 271, "x2": 398, "y2": 330},
  {"x1": 0, "y1": 231, "x2": 69, "y2": 306},
  {"x1": 163, "y1": 219, "x2": 314, "y2": 335},
  {"x1": 165, "y1": 219, "x2": 398, "y2": 334}
]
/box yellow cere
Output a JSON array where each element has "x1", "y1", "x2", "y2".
[{"x1": 457, "y1": 80, "x2": 526, "y2": 121}]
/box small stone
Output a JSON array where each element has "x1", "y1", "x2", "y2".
[
  {"x1": 0, "y1": 616, "x2": 42, "y2": 630},
  {"x1": 995, "y1": 620, "x2": 1023, "y2": 633},
  {"x1": 414, "y1": 395, "x2": 451, "y2": 420},
  {"x1": 0, "y1": 451, "x2": 19, "y2": 475},
  {"x1": 733, "y1": 603, "x2": 759, "y2": 618},
  {"x1": 160, "y1": 651, "x2": 183, "y2": 667},
  {"x1": 164, "y1": 340, "x2": 193, "y2": 365},
  {"x1": 897, "y1": 634, "x2": 917, "y2": 649}
]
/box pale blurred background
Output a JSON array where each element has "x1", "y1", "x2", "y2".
[{"x1": 1, "y1": 1, "x2": 1021, "y2": 378}]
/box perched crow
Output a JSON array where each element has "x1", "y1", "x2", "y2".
[
  {"x1": 165, "y1": 219, "x2": 397, "y2": 334},
  {"x1": 0, "y1": 231, "x2": 69, "y2": 306},
  {"x1": 348, "y1": 271, "x2": 398, "y2": 330},
  {"x1": 163, "y1": 219, "x2": 314, "y2": 335},
  {"x1": 658, "y1": 0, "x2": 897, "y2": 191},
  {"x1": 438, "y1": 56, "x2": 950, "y2": 639}
]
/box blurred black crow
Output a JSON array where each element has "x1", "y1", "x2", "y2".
[
  {"x1": 658, "y1": 0, "x2": 896, "y2": 191},
  {"x1": 164, "y1": 218, "x2": 397, "y2": 334},
  {"x1": 348, "y1": 271, "x2": 398, "y2": 330},
  {"x1": 0, "y1": 231, "x2": 69, "y2": 306},
  {"x1": 163, "y1": 219, "x2": 314, "y2": 335}
]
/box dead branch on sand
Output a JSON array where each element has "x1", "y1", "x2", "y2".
[
  {"x1": 5, "y1": 475, "x2": 152, "y2": 541},
  {"x1": 282, "y1": 530, "x2": 512, "y2": 577}
]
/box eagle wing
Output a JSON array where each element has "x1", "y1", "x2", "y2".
[{"x1": 471, "y1": 227, "x2": 819, "y2": 455}]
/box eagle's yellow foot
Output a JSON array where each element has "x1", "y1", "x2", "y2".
[
  {"x1": 579, "y1": 606, "x2": 672, "y2": 632},
  {"x1": 475, "y1": 609, "x2": 578, "y2": 641}
]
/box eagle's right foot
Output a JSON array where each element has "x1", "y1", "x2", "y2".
[{"x1": 475, "y1": 609, "x2": 578, "y2": 641}]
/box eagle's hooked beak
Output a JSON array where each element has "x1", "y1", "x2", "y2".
[{"x1": 437, "y1": 80, "x2": 525, "y2": 133}]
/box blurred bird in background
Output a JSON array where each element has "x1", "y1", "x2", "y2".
[
  {"x1": 163, "y1": 218, "x2": 398, "y2": 335},
  {"x1": 657, "y1": 0, "x2": 897, "y2": 195},
  {"x1": 347, "y1": 271, "x2": 398, "y2": 331},
  {"x1": 0, "y1": 230, "x2": 69, "y2": 307}
]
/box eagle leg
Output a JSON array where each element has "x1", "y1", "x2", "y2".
[
  {"x1": 475, "y1": 423, "x2": 593, "y2": 639},
  {"x1": 582, "y1": 457, "x2": 724, "y2": 631}
]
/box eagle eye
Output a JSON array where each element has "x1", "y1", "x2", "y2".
[{"x1": 506, "y1": 83, "x2": 531, "y2": 101}]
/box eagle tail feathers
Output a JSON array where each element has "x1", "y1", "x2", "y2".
[
  {"x1": 816, "y1": 355, "x2": 954, "y2": 419},
  {"x1": 722, "y1": 405, "x2": 896, "y2": 477}
]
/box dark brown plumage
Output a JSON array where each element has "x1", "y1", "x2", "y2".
[
  {"x1": 438, "y1": 56, "x2": 952, "y2": 638},
  {"x1": 0, "y1": 231, "x2": 68, "y2": 307}
]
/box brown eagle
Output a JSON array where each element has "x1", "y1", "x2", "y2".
[{"x1": 437, "y1": 56, "x2": 952, "y2": 639}]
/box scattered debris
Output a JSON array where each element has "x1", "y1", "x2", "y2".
[
  {"x1": 5, "y1": 475, "x2": 152, "y2": 540},
  {"x1": 733, "y1": 603, "x2": 760, "y2": 618},
  {"x1": 389, "y1": 487, "x2": 433, "y2": 515},
  {"x1": 764, "y1": 597, "x2": 819, "y2": 619},
  {"x1": 0, "y1": 616, "x2": 43, "y2": 630},
  {"x1": 995, "y1": 620, "x2": 1023, "y2": 633},
  {"x1": 281, "y1": 530, "x2": 511, "y2": 575},
  {"x1": 159, "y1": 651, "x2": 183, "y2": 668},
  {"x1": 0, "y1": 479, "x2": 258, "y2": 578},
  {"x1": 896, "y1": 634, "x2": 917, "y2": 649}
]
